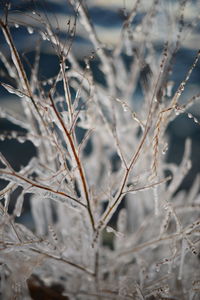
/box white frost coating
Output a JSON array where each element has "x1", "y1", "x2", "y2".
[
  {"x1": 45, "y1": 25, "x2": 58, "y2": 45},
  {"x1": 1, "y1": 26, "x2": 27, "y2": 91},
  {"x1": 0, "y1": 173, "x2": 25, "y2": 186},
  {"x1": 0, "y1": 3, "x2": 200, "y2": 298},
  {"x1": 28, "y1": 187, "x2": 79, "y2": 209}
]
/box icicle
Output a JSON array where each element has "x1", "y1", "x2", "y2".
[
  {"x1": 117, "y1": 208, "x2": 127, "y2": 233},
  {"x1": 166, "y1": 81, "x2": 174, "y2": 97},
  {"x1": 13, "y1": 191, "x2": 24, "y2": 217},
  {"x1": 106, "y1": 226, "x2": 124, "y2": 238},
  {"x1": 178, "y1": 238, "x2": 187, "y2": 280},
  {"x1": 31, "y1": 195, "x2": 46, "y2": 235},
  {"x1": 40, "y1": 31, "x2": 47, "y2": 41},
  {"x1": 153, "y1": 186, "x2": 159, "y2": 215},
  {"x1": 0, "y1": 50, "x2": 16, "y2": 79},
  {"x1": 3, "y1": 194, "x2": 10, "y2": 212},
  {"x1": 188, "y1": 113, "x2": 193, "y2": 118},
  {"x1": 159, "y1": 208, "x2": 171, "y2": 235}
]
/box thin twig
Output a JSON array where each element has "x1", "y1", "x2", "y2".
[
  {"x1": 0, "y1": 169, "x2": 85, "y2": 208},
  {"x1": 49, "y1": 93, "x2": 95, "y2": 230}
]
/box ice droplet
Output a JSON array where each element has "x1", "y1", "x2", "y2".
[
  {"x1": 48, "y1": 78, "x2": 53, "y2": 85},
  {"x1": 122, "y1": 103, "x2": 128, "y2": 112},
  {"x1": 188, "y1": 113, "x2": 193, "y2": 118},
  {"x1": 41, "y1": 32, "x2": 47, "y2": 41},
  {"x1": 127, "y1": 184, "x2": 134, "y2": 190},
  {"x1": 27, "y1": 26, "x2": 34, "y2": 34},
  {"x1": 155, "y1": 264, "x2": 160, "y2": 272},
  {"x1": 14, "y1": 23, "x2": 19, "y2": 28},
  {"x1": 86, "y1": 64, "x2": 90, "y2": 69},
  {"x1": 12, "y1": 131, "x2": 17, "y2": 138},
  {"x1": 162, "y1": 143, "x2": 168, "y2": 155},
  {"x1": 18, "y1": 136, "x2": 26, "y2": 143},
  {"x1": 166, "y1": 81, "x2": 174, "y2": 97}
]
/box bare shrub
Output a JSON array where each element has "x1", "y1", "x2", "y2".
[{"x1": 0, "y1": 0, "x2": 200, "y2": 299}]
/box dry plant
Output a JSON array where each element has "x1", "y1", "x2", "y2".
[{"x1": 0, "y1": 0, "x2": 200, "y2": 299}]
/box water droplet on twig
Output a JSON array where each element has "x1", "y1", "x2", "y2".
[{"x1": 27, "y1": 27, "x2": 34, "y2": 34}]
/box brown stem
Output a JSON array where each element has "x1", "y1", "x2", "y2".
[
  {"x1": 101, "y1": 126, "x2": 150, "y2": 226},
  {"x1": 49, "y1": 93, "x2": 95, "y2": 230},
  {"x1": 0, "y1": 20, "x2": 43, "y2": 121},
  {"x1": 30, "y1": 248, "x2": 95, "y2": 276},
  {"x1": 0, "y1": 170, "x2": 85, "y2": 208},
  {"x1": 118, "y1": 232, "x2": 182, "y2": 257}
]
